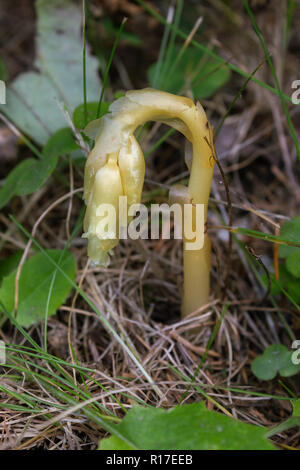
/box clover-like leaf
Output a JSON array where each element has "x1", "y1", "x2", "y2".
[{"x1": 251, "y1": 344, "x2": 300, "y2": 381}]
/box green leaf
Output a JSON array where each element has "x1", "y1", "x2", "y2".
[
  {"x1": 0, "y1": 159, "x2": 36, "y2": 209},
  {"x1": 0, "y1": 251, "x2": 23, "y2": 283},
  {"x1": 73, "y1": 102, "x2": 110, "y2": 129},
  {"x1": 100, "y1": 435, "x2": 133, "y2": 450},
  {"x1": 0, "y1": 250, "x2": 76, "y2": 327},
  {"x1": 286, "y1": 250, "x2": 300, "y2": 278},
  {"x1": 251, "y1": 344, "x2": 300, "y2": 381},
  {"x1": 285, "y1": 275, "x2": 300, "y2": 303},
  {"x1": 43, "y1": 127, "x2": 79, "y2": 158},
  {"x1": 99, "y1": 403, "x2": 275, "y2": 450},
  {"x1": 0, "y1": 0, "x2": 101, "y2": 144},
  {"x1": 147, "y1": 46, "x2": 230, "y2": 99},
  {"x1": 278, "y1": 217, "x2": 300, "y2": 258},
  {"x1": 15, "y1": 156, "x2": 58, "y2": 196},
  {"x1": 278, "y1": 265, "x2": 300, "y2": 303},
  {"x1": 0, "y1": 153, "x2": 58, "y2": 208},
  {"x1": 267, "y1": 265, "x2": 300, "y2": 305},
  {"x1": 192, "y1": 60, "x2": 231, "y2": 100}
]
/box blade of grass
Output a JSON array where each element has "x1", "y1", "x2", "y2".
[
  {"x1": 278, "y1": 380, "x2": 297, "y2": 399},
  {"x1": 152, "y1": 1, "x2": 174, "y2": 88},
  {"x1": 9, "y1": 215, "x2": 164, "y2": 399},
  {"x1": 169, "y1": 366, "x2": 293, "y2": 401},
  {"x1": 274, "y1": 282, "x2": 300, "y2": 314},
  {"x1": 160, "y1": 0, "x2": 184, "y2": 90},
  {"x1": 82, "y1": 0, "x2": 87, "y2": 126},
  {"x1": 69, "y1": 342, "x2": 91, "y2": 398},
  {"x1": 4, "y1": 351, "x2": 115, "y2": 417},
  {"x1": 43, "y1": 209, "x2": 82, "y2": 352},
  {"x1": 283, "y1": 0, "x2": 295, "y2": 51},
  {"x1": 179, "y1": 302, "x2": 230, "y2": 404},
  {"x1": 135, "y1": 0, "x2": 300, "y2": 105},
  {"x1": 0, "y1": 301, "x2": 43, "y2": 352},
  {"x1": 170, "y1": 366, "x2": 233, "y2": 417},
  {"x1": 96, "y1": 18, "x2": 127, "y2": 118},
  {"x1": 4, "y1": 343, "x2": 138, "y2": 411},
  {"x1": 233, "y1": 235, "x2": 296, "y2": 341},
  {"x1": 215, "y1": 58, "x2": 266, "y2": 139},
  {"x1": 35, "y1": 385, "x2": 135, "y2": 447},
  {"x1": 230, "y1": 226, "x2": 300, "y2": 247},
  {"x1": 3, "y1": 355, "x2": 128, "y2": 442},
  {"x1": 163, "y1": 16, "x2": 203, "y2": 92},
  {"x1": 144, "y1": 128, "x2": 175, "y2": 157},
  {"x1": 242, "y1": 0, "x2": 300, "y2": 161}
]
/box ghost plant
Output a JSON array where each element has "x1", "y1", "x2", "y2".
[{"x1": 83, "y1": 88, "x2": 215, "y2": 318}]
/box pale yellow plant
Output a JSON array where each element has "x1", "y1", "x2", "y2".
[{"x1": 83, "y1": 88, "x2": 215, "y2": 317}]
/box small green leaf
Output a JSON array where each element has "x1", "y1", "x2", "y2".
[
  {"x1": 286, "y1": 275, "x2": 300, "y2": 303},
  {"x1": 0, "y1": 159, "x2": 37, "y2": 209},
  {"x1": 251, "y1": 344, "x2": 300, "y2": 381},
  {"x1": 0, "y1": 249, "x2": 76, "y2": 327},
  {"x1": 278, "y1": 217, "x2": 300, "y2": 258},
  {"x1": 251, "y1": 352, "x2": 279, "y2": 381},
  {"x1": 0, "y1": 151, "x2": 58, "y2": 209},
  {"x1": 279, "y1": 350, "x2": 300, "y2": 377},
  {"x1": 192, "y1": 61, "x2": 231, "y2": 100},
  {"x1": 73, "y1": 102, "x2": 110, "y2": 129},
  {"x1": 277, "y1": 265, "x2": 300, "y2": 303},
  {"x1": 286, "y1": 250, "x2": 300, "y2": 278},
  {"x1": 43, "y1": 127, "x2": 79, "y2": 158},
  {"x1": 15, "y1": 155, "x2": 58, "y2": 196},
  {"x1": 99, "y1": 403, "x2": 275, "y2": 450}
]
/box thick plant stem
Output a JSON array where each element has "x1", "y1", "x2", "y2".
[
  {"x1": 182, "y1": 135, "x2": 214, "y2": 317},
  {"x1": 182, "y1": 234, "x2": 211, "y2": 317}
]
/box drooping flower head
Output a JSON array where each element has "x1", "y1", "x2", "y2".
[{"x1": 83, "y1": 88, "x2": 214, "y2": 271}]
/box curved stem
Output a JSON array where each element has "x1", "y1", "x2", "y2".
[{"x1": 83, "y1": 89, "x2": 215, "y2": 317}]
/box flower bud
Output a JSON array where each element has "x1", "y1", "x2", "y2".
[
  {"x1": 83, "y1": 153, "x2": 124, "y2": 266},
  {"x1": 118, "y1": 135, "x2": 145, "y2": 213}
]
